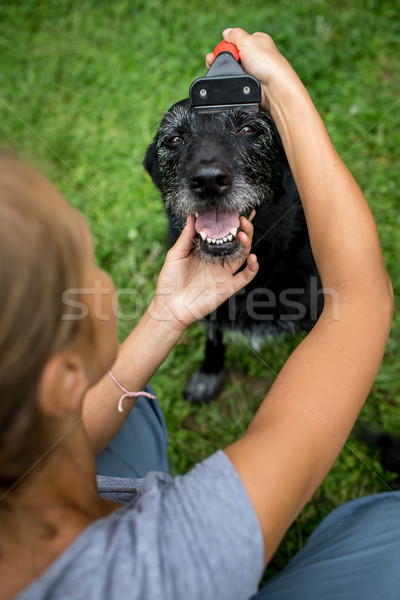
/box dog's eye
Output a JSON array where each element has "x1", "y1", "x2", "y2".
[
  {"x1": 239, "y1": 126, "x2": 255, "y2": 134},
  {"x1": 168, "y1": 135, "x2": 184, "y2": 144}
]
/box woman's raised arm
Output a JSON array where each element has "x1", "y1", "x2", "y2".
[{"x1": 218, "y1": 28, "x2": 393, "y2": 565}]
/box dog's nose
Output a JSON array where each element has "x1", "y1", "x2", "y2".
[{"x1": 189, "y1": 162, "x2": 232, "y2": 197}]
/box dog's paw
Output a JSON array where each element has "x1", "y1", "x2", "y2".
[{"x1": 183, "y1": 370, "x2": 225, "y2": 404}]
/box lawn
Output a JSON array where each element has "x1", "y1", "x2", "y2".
[{"x1": 1, "y1": 0, "x2": 399, "y2": 581}]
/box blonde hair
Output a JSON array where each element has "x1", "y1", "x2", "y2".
[{"x1": 0, "y1": 153, "x2": 84, "y2": 488}]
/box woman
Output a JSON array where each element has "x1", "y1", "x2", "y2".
[{"x1": 0, "y1": 28, "x2": 394, "y2": 600}]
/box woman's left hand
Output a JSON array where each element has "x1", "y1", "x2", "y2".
[{"x1": 150, "y1": 213, "x2": 259, "y2": 329}]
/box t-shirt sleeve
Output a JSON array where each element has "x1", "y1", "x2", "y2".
[{"x1": 132, "y1": 450, "x2": 265, "y2": 600}]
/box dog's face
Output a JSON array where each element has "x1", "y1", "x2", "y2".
[{"x1": 144, "y1": 99, "x2": 281, "y2": 263}]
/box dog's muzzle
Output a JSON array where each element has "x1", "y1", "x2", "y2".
[{"x1": 188, "y1": 159, "x2": 244, "y2": 255}]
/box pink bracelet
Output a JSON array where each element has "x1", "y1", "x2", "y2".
[{"x1": 108, "y1": 370, "x2": 156, "y2": 413}]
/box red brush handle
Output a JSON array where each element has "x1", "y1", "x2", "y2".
[{"x1": 213, "y1": 41, "x2": 240, "y2": 62}]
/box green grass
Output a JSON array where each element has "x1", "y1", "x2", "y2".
[{"x1": 1, "y1": 0, "x2": 399, "y2": 582}]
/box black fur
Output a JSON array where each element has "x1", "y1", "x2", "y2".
[{"x1": 144, "y1": 99, "x2": 323, "y2": 403}]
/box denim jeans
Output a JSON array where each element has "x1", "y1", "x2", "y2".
[
  {"x1": 253, "y1": 491, "x2": 400, "y2": 600},
  {"x1": 96, "y1": 384, "x2": 170, "y2": 478}
]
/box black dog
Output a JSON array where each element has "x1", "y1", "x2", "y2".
[{"x1": 144, "y1": 100, "x2": 323, "y2": 403}]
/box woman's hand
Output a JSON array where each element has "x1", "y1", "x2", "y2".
[
  {"x1": 206, "y1": 28, "x2": 303, "y2": 114},
  {"x1": 149, "y1": 213, "x2": 258, "y2": 329}
]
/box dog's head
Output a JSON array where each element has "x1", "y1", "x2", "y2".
[{"x1": 144, "y1": 99, "x2": 282, "y2": 263}]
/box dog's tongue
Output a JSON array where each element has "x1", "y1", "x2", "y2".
[{"x1": 194, "y1": 210, "x2": 240, "y2": 238}]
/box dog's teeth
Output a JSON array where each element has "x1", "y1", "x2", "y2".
[
  {"x1": 223, "y1": 237, "x2": 228, "y2": 243},
  {"x1": 227, "y1": 234, "x2": 233, "y2": 242},
  {"x1": 199, "y1": 230, "x2": 207, "y2": 241},
  {"x1": 194, "y1": 212, "x2": 199, "y2": 218},
  {"x1": 206, "y1": 237, "x2": 212, "y2": 244},
  {"x1": 229, "y1": 227, "x2": 238, "y2": 237}
]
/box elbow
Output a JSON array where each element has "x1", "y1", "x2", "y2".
[{"x1": 367, "y1": 270, "x2": 394, "y2": 340}]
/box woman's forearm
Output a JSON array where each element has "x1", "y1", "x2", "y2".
[
  {"x1": 82, "y1": 302, "x2": 185, "y2": 455},
  {"x1": 267, "y1": 78, "x2": 390, "y2": 298}
]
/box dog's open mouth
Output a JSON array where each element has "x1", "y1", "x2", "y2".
[{"x1": 194, "y1": 210, "x2": 240, "y2": 250}]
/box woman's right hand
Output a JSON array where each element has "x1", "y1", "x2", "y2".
[{"x1": 205, "y1": 28, "x2": 302, "y2": 113}]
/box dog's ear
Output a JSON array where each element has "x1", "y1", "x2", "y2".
[{"x1": 143, "y1": 139, "x2": 160, "y2": 189}]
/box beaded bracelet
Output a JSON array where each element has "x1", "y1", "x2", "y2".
[{"x1": 108, "y1": 370, "x2": 156, "y2": 413}]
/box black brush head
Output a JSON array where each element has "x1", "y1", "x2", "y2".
[{"x1": 189, "y1": 41, "x2": 261, "y2": 114}]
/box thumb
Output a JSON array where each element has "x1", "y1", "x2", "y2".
[
  {"x1": 222, "y1": 27, "x2": 250, "y2": 48},
  {"x1": 167, "y1": 215, "x2": 196, "y2": 260}
]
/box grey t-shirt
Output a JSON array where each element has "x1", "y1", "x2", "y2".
[{"x1": 16, "y1": 451, "x2": 264, "y2": 600}]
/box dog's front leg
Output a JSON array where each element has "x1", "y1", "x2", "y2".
[{"x1": 183, "y1": 322, "x2": 225, "y2": 404}]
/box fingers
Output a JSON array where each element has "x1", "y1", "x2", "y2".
[
  {"x1": 229, "y1": 215, "x2": 258, "y2": 288},
  {"x1": 244, "y1": 253, "x2": 259, "y2": 280},
  {"x1": 205, "y1": 52, "x2": 214, "y2": 69},
  {"x1": 230, "y1": 253, "x2": 259, "y2": 292},
  {"x1": 237, "y1": 213, "x2": 255, "y2": 249},
  {"x1": 248, "y1": 209, "x2": 256, "y2": 222}
]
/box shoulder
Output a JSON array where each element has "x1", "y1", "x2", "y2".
[{"x1": 17, "y1": 452, "x2": 264, "y2": 600}]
